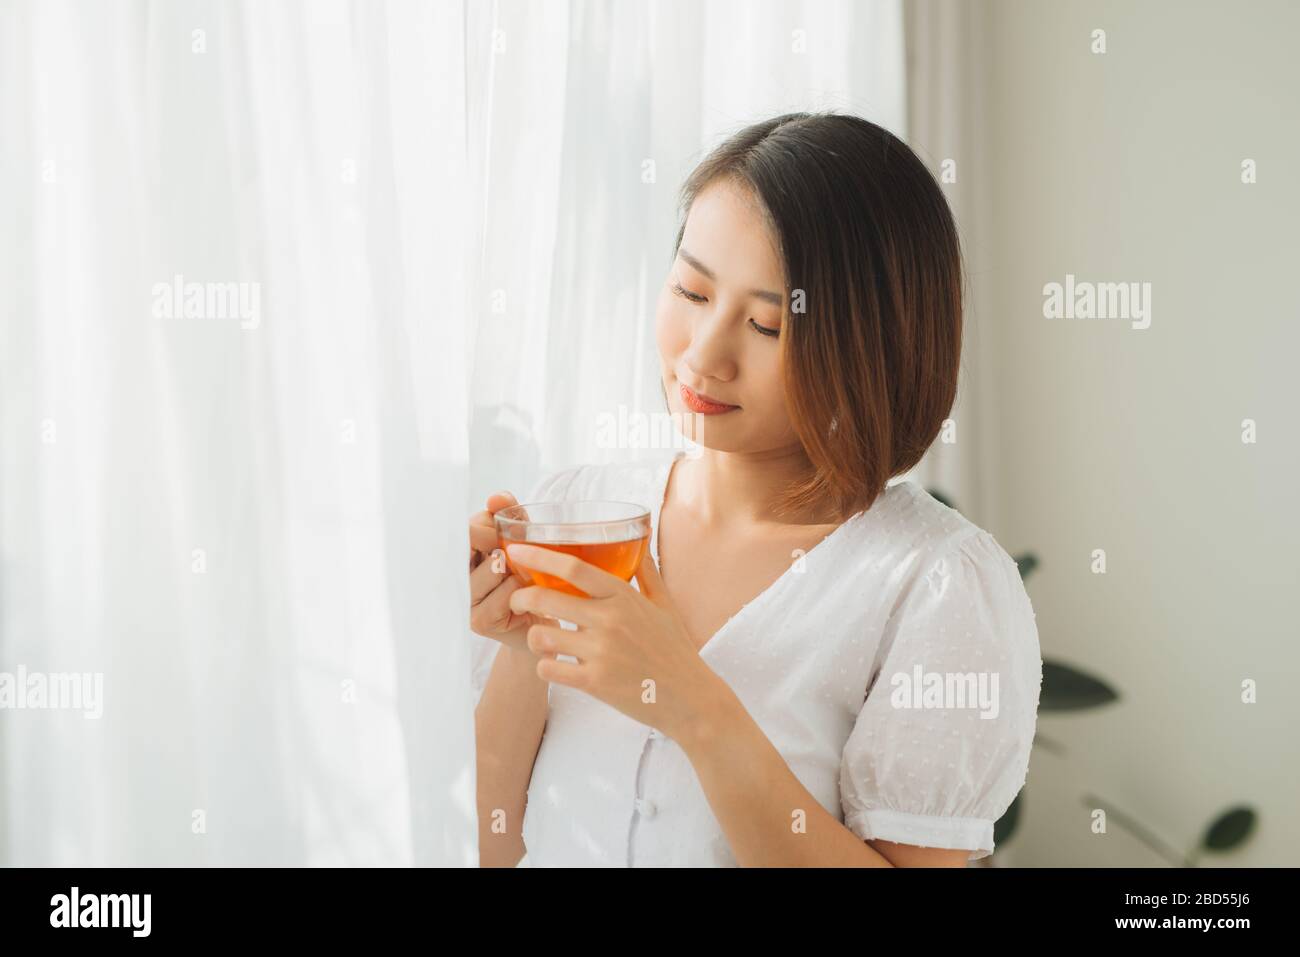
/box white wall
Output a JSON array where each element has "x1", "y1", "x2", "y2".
[{"x1": 973, "y1": 0, "x2": 1299, "y2": 865}]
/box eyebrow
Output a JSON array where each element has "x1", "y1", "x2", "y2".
[{"x1": 678, "y1": 247, "x2": 784, "y2": 307}]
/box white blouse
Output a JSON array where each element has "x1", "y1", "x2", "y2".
[{"x1": 471, "y1": 451, "x2": 1043, "y2": 866}]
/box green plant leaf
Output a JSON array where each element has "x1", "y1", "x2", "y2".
[
  {"x1": 1201, "y1": 806, "x2": 1256, "y2": 852},
  {"x1": 1041, "y1": 660, "x2": 1119, "y2": 711},
  {"x1": 1014, "y1": 552, "x2": 1039, "y2": 580},
  {"x1": 994, "y1": 791, "x2": 1022, "y2": 847}
]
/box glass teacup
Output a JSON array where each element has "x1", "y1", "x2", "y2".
[{"x1": 495, "y1": 501, "x2": 651, "y2": 598}]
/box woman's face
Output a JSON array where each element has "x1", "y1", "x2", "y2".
[{"x1": 655, "y1": 178, "x2": 798, "y2": 454}]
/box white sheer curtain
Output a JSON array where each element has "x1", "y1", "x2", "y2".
[
  {"x1": 464, "y1": 0, "x2": 907, "y2": 696},
  {"x1": 0, "y1": 0, "x2": 473, "y2": 865},
  {"x1": 2, "y1": 0, "x2": 915, "y2": 867}
]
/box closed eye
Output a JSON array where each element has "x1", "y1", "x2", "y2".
[
  {"x1": 671, "y1": 281, "x2": 780, "y2": 339},
  {"x1": 670, "y1": 280, "x2": 706, "y2": 304}
]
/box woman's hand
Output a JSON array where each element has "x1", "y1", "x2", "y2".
[
  {"x1": 468, "y1": 493, "x2": 538, "y2": 653},
  {"x1": 504, "y1": 542, "x2": 732, "y2": 745}
]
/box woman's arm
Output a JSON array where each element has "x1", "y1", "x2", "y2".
[
  {"x1": 678, "y1": 692, "x2": 971, "y2": 867},
  {"x1": 475, "y1": 644, "x2": 549, "y2": 867}
]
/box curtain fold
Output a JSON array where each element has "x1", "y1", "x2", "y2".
[
  {"x1": 902, "y1": 0, "x2": 995, "y2": 523},
  {"x1": 0, "y1": 0, "x2": 474, "y2": 866}
]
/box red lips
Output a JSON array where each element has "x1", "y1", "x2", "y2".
[{"x1": 679, "y1": 383, "x2": 739, "y2": 414}]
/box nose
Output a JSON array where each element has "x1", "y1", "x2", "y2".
[{"x1": 682, "y1": 305, "x2": 738, "y2": 384}]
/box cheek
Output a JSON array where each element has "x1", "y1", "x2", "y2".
[
  {"x1": 745, "y1": 347, "x2": 798, "y2": 441},
  {"x1": 654, "y1": 296, "x2": 689, "y2": 368},
  {"x1": 754, "y1": 351, "x2": 790, "y2": 419}
]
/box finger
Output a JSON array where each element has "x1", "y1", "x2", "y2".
[
  {"x1": 469, "y1": 520, "x2": 501, "y2": 556},
  {"x1": 471, "y1": 491, "x2": 515, "y2": 534},
  {"x1": 472, "y1": 574, "x2": 535, "y2": 634},
  {"x1": 632, "y1": 544, "x2": 666, "y2": 603},
  {"x1": 535, "y1": 654, "x2": 586, "y2": 688},
  {"x1": 509, "y1": 584, "x2": 601, "y2": 628},
  {"x1": 471, "y1": 507, "x2": 525, "y2": 570},
  {"x1": 470, "y1": 548, "x2": 513, "y2": 604},
  {"x1": 474, "y1": 492, "x2": 528, "y2": 570},
  {"x1": 504, "y1": 543, "x2": 623, "y2": 600},
  {"x1": 526, "y1": 622, "x2": 598, "y2": 661}
]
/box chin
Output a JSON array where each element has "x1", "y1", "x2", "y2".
[{"x1": 675, "y1": 424, "x2": 749, "y2": 455}]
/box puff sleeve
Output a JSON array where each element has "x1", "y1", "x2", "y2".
[
  {"x1": 838, "y1": 529, "x2": 1043, "y2": 861},
  {"x1": 469, "y1": 466, "x2": 584, "y2": 704}
]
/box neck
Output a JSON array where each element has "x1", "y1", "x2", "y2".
[{"x1": 671, "y1": 445, "x2": 834, "y2": 527}]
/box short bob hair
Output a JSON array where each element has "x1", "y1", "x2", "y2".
[{"x1": 673, "y1": 111, "x2": 963, "y2": 522}]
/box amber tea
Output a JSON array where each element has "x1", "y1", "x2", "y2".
[{"x1": 495, "y1": 500, "x2": 652, "y2": 599}]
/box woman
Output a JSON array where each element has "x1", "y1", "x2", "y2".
[{"x1": 469, "y1": 112, "x2": 1042, "y2": 867}]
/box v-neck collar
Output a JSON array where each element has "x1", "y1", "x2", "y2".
[{"x1": 647, "y1": 450, "x2": 875, "y2": 659}]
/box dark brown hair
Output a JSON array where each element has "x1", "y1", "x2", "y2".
[{"x1": 673, "y1": 111, "x2": 964, "y2": 522}]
